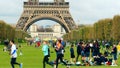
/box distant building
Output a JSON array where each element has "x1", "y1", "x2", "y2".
[
  {"x1": 30, "y1": 32, "x2": 64, "y2": 40},
  {"x1": 28, "y1": 23, "x2": 66, "y2": 40},
  {"x1": 38, "y1": 25, "x2": 43, "y2": 29},
  {"x1": 45, "y1": 25, "x2": 51, "y2": 28},
  {"x1": 28, "y1": 24, "x2": 38, "y2": 32},
  {"x1": 53, "y1": 23, "x2": 65, "y2": 33}
]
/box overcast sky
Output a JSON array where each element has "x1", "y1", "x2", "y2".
[{"x1": 0, "y1": 0, "x2": 120, "y2": 25}]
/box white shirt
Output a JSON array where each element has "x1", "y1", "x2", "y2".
[{"x1": 11, "y1": 44, "x2": 17, "y2": 58}]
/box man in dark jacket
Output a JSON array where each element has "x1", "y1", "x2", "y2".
[
  {"x1": 111, "y1": 44, "x2": 117, "y2": 66},
  {"x1": 76, "y1": 42, "x2": 83, "y2": 62}
]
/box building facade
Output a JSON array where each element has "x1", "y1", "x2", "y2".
[
  {"x1": 28, "y1": 24, "x2": 38, "y2": 32},
  {"x1": 30, "y1": 32, "x2": 65, "y2": 40},
  {"x1": 28, "y1": 23, "x2": 66, "y2": 40}
]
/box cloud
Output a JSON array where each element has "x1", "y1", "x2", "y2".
[
  {"x1": 0, "y1": 16, "x2": 18, "y2": 24},
  {"x1": 0, "y1": 0, "x2": 120, "y2": 25},
  {"x1": 0, "y1": 0, "x2": 23, "y2": 23},
  {"x1": 67, "y1": 0, "x2": 120, "y2": 24}
]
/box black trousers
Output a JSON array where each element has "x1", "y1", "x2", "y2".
[
  {"x1": 43, "y1": 55, "x2": 52, "y2": 68},
  {"x1": 56, "y1": 54, "x2": 67, "y2": 68},
  {"x1": 76, "y1": 54, "x2": 81, "y2": 62},
  {"x1": 10, "y1": 58, "x2": 20, "y2": 68}
]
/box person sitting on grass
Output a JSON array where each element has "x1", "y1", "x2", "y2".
[{"x1": 93, "y1": 53, "x2": 108, "y2": 66}]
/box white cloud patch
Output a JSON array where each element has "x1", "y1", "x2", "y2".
[
  {"x1": 0, "y1": 0, "x2": 120, "y2": 25},
  {"x1": 68, "y1": 0, "x2": 120, "y2": 24}
]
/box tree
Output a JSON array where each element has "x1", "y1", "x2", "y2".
[
  {"x1": 112, "y1": 15, "x2": 120, "y2": 41},
  {"x1": 0, "y1": 20, "x2": 30, "y2": 41},
  {"x1": 63, "y1": 15, "x2": 120, "y2": 41},
  {"x1": 103, "y1": 19, "x2": 112, "y2": 41}
]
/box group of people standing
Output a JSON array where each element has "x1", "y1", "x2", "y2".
[
  {"x1": 42, "y1": 39, "x2": 120, "y2": 68},
  {"x1": 75, "y1": 41, "x2": 100, "y2": 64},
  {"x1": 70, "y1": 40, "x2": 120, "y2": 66}
]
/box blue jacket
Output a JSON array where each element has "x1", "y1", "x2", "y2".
[{"x1": 42, "y1": 44, "x2": 49, "y2": 56}]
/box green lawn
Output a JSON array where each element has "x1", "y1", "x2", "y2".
[{"x1": 0, "y1": 43, "x2": 120, "y2": 68}]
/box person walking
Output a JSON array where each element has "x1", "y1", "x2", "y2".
[
  {"x1": 10, "y1": 40, "x2": 22, "y2": 68},
  {"x1": 42, "y1": 41, "x2": 53, "y2": 68}
]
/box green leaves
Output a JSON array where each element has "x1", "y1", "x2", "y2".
[
  {"x1": 0, "y1": 20, "x2": 30, "y2": 41},
  {"x1": 112, "y1": 15, "x2": 120, "y2": 41},
  {"x1": 63, "y1": 15, "x2": 120, "y2": 41}
]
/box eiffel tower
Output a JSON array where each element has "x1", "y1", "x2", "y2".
[{"x1": 16, "y1": 0, "x2": 77, "y2": 33}]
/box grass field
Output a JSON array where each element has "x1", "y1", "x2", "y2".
[{"x1": 0, "y1": 43, "x2": 120, "y2": 68}]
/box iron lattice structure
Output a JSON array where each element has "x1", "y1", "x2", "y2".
[{"x1": 16, "y1": 0, "x2": 76, "y2": 33}]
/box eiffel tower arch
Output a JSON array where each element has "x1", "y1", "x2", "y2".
[{"x1": 16, "y1": 0, "x2": 77, "y2": 33}]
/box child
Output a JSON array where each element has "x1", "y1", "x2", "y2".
[{"x1": 70, "y1": 44, "x2": 75, "y2": 64}]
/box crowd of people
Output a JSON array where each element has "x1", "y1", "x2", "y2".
[
  {"x1": 74, "y1": 40, "x2": 118, "y2": 66},
  {"x1": 42, "y1": 39, "x2": 120, "y2": 68},
  {"x1": 2, "y1": 38, "x2": 120, "y2": 68}
]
